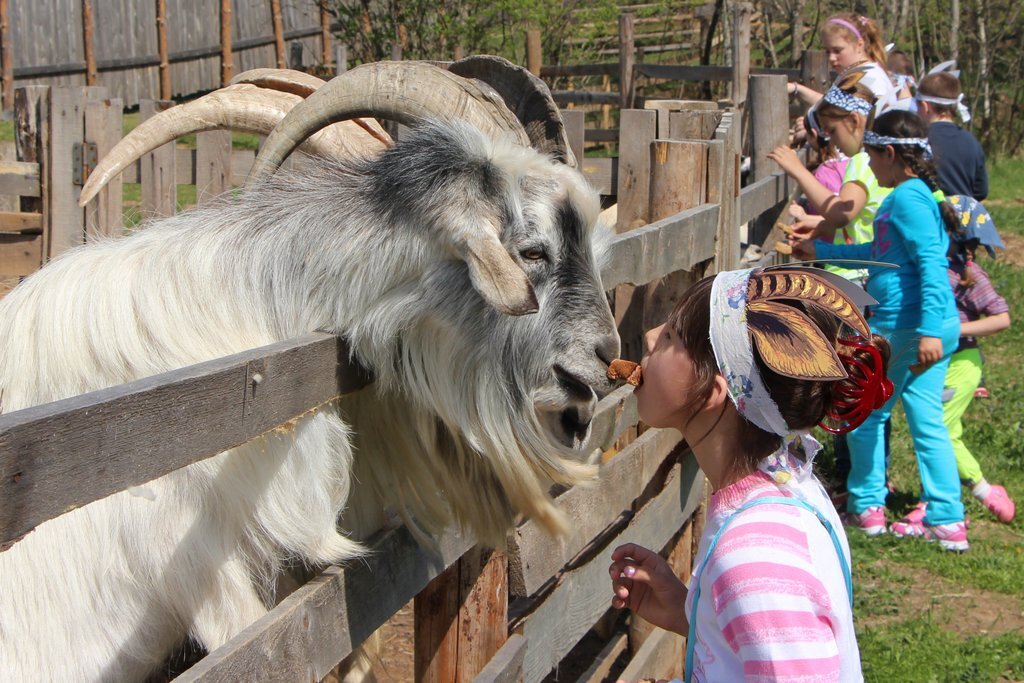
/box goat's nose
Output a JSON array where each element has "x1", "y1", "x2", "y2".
[{"x1": 596, "y1": 332, "x2": 621, "y2": 367}]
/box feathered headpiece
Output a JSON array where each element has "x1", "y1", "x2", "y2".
[{"x1": 710, "y1": 265, "x2": 892, "y2": 437}]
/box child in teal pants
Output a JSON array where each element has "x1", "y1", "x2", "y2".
[{"x1": 795, "y1": 108, "x2": 969, "y2": 550}]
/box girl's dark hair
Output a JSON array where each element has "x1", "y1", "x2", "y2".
[
  {"x1": 666, "y1": 276, "x2": 891, "y2": 473},
  {"x1": 866, "y1": 110, "x2": 961, "y2": 239}
]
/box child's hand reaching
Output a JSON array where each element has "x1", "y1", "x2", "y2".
[
  {"x1": 608, "y1": 543, "x2": 688, "y2": 636},
  {"x1": 910, "y1": 336, "x2": 944, "y2": 374},
  {"x1": 767, "y1": 144, "x2": 805, "y2": 176}
]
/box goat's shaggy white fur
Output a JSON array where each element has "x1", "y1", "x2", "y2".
[{"x1": 0, "y1": 121, "x2": 618, "y2": 680}]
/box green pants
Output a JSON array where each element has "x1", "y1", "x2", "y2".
[{"x1": 943, "y1": 348, "x2": 984, "y2": 485}]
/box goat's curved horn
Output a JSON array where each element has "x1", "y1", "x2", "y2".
[
  {"x1": 245, "y1": 61, "x2": 531, "y2": 187},
  {"x1": 447, "y1": 55, "x2": 576, "y2": 167},
  {"x1": 229, "y1": 68, "x2": 392, "y2": 147},
  {"x1": 78, "y1": 84, "x2": 384, "y2": 207},
  {"x1": 229, "y1": 68, "x2": 327, "y2": 97}
]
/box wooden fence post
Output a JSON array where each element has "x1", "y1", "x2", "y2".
[
  {"x1": 560, "y1": 108, "x2": 584, "y2": 168},
  {"x1": 271, "y1": 0, "x2": 286, "y2": 69},
  {"x1": 84, "y1": 96, "x2": 123, "y2": 238},
  {"x1": 195, "y1": 130, "x2": 232, "y2": 205},
  {"x1": 730, "y1": 3, "x2": 752, "y2": 108},
  {"x1": 47, "y1": 87, "x2": 90, "y2": 259},
  {"x1": 82, "y1": 0, "x2": 97, "y2": 86},
  {"x1": 0, "y1": 0, "x2": 10, "y2": 112},
  {"x1": 220, "y1": 0, "x2": 233, "y2": 86},
  {"x1": 526, "y1": 30, "x2": 542, "y2": 76},
  {"x1": 711, "y1": 110, "x2": 742, "y2": 271},
  {"x1": 156, "y1": 0, "x2": 171, "y2": 100},
  {"x1": 618, "y1": 13, "x2": 635, "y2": 110},
  {"x1": 799, "y1": 49, "x2": 830, "y2": 95},
  {"x1": 747, "y1": 75, "x2": 789, "y2": 247},
  {"x1": 140, "y1": 99, "x2": 176, "y2": 219},
  {"x1": 320, "y1": 5, "x2": 332, "y2": 66},
  {"x1": 415, "y1": 547, "x2": 507, "y2": 683},
  {"x1": 613, "y1": 108, "x2": 656, "y2": 364}
]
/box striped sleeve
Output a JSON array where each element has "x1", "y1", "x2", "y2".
[{"x1": 707, "y1": 505, "x2": 841, "y2": 682}]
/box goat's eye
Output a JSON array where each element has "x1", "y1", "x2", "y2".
[{"x1": 520, "y1": 247, "x2": 547, "y2": 261}]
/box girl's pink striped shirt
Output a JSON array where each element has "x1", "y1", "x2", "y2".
[{"x1": 685, "y1": 470, "x2": 862, "y2": 682}]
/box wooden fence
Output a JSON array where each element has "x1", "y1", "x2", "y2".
[{"x1": 0, "y1": 69, "x2": 798, "y2": 680}]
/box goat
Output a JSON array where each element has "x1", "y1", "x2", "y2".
[{"x1": 0, "y1": 58, "x2": 619, "y2": 681}]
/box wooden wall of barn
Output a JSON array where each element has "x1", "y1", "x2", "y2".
[{"x1": 5, "y1": 0, "x2": 327, "y2": 110}]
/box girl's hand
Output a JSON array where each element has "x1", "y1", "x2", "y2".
[
  {"x1": 609, "y1": 543, "x2": 688, "y2": 636},
  {"x1": 911, "y1": 336, "x2": 944, "y2": 373},
  {"x1": 788, "y1": 201, "x2": 809, "y2": 223},
  {"x1": 790, "y1": 237, "x2": 816, "y2": 260},
  {"x1": 767, "y1": 145, "x2": 805, "y2": 176}
]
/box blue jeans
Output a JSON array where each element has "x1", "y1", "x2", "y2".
[{"x1": 846, "y1": 316, "x2": 965, "y2": 525}]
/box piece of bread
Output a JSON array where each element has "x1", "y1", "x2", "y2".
[
  {"x1": 607, "y1": 359, "x2": 643, "y2": 386},
  {"x1": 774, "y1": 240, "x2": 793, "y2": 255}
]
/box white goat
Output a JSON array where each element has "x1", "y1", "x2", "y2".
[{"x1": 0, "y1": 59, "x2": 619, "y2": 681}]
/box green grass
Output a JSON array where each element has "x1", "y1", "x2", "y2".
[{"x1": 812, "y1": 157, "x2": 1024, "y2": 681}]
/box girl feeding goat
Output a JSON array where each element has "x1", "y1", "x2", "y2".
[{"x1": 608, "y1": 266, "x2": 892, "y2": 681}]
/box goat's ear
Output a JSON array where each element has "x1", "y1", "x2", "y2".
[{"x1": 462, "y1": 233, "x2": 538, "y2": 316}]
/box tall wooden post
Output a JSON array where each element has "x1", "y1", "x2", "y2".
[
  {"x1": 747, "y1": 75, "x2": 789, "y2": 248},
  {"x1": 618, "y1": 13, "x2": 635, "y2": 110},
  {"x1": 220, "y1": 0, "x2": 233, "y2": 85},
  {"x1": 730, "y1": 3, "x2": 752, "y2": 108},
  {"x1": 270, "y1": 0, "x2": 286, "y2": 69},
  {"x1": 799, "y1": 49, "x2": 830, "y2": 96},
  {"x1": 613, "y1": 108, "x2": 657, "y2": 363},
  {"x1": 81, "y1": 0, "x2": 97, "y2": 86},
  {"x1": 320, "y1": 5, "x2": 332, "y2": 65},
  {"x1": 155, "y1": 0, "x2": 170, "y2": 100},
  {"x1": 415, "y1": 548, "x2": 508, "y2": 683},
  {"x1": 526, "y1": 29, "x2": 542, "y2": 76},
  {"x1": 0, "y1": 0, "x2": 12, "y2": 111},
  {"x1": 139, "y1": 99, "x2": 177, "y2": 219}
]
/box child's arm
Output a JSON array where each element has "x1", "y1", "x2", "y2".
[
  {"x1": 767, "y1": 146, "x2": 867, "y2": 240},
  {"x1": 893, "y1": 188, "x2": 954, "y2": 341},
  {"x1": 960, "y1": 312, "x2": 1010, "y2": 338},
  {"x1": 609, "y1": 543, "x2": 688, "y2": 636}
]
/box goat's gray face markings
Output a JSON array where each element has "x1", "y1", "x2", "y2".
[{"x1": 496, "y1": 172, "x2": 619, "y2": 449}]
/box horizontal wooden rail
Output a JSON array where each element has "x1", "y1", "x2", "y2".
[
  {"x1": 738, "y1": 170, "x2": 794, "y2": 225},
  {"x1": 602, "y1": 203, "x2": 720, "y2": 289},
  {"x1": 0, "y1": 211, "x2": 42, "y2": 232},
  {"x1": 0, "y1": 333, "x2": 372, "y2": 550},
  {"x1": 178, "y1": 524, "x2": 475, "y2": 682},
  {"x1": 508, "y1": 426, "x2": 681, "y2": 597},
  {"x1": 472, "y1": 633, "x2": 527, "y2": 683},
  {"x1": 0, "y1": 160, "x2": 41, "y2": 197}
]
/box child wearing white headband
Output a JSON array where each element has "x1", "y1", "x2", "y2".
[
  {"x1": 608, "y1": 267, "x2": 892, "y2": 681},
  {"x1": 792, "y1": 109, "x2": 970, "y2": 551},
  {"x1": 916, "y1": 71, "x2": 988, "y2": 201}
]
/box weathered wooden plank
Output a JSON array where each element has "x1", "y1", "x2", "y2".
[
  {"x1": 0, "y1": 161, "x2": 40, "y2": 197},
  {"x1": 47, "y1": 86, "x2": 86, "y2": 259},
  {"x1": 0, "y1": 211, "x2": 42, "y2": 232},
  {"x1": 711, "y1": 111, "x2": 742, "y2": 271},
  {"x1": 738, "y1": 171, "x2": 792, "y2": 226},
  {"x1": 178, "y1": 524, "x2": 475, "y2": 683},
  {"x1": 551, "y1": 91, "x2": 617, "y2": 106},
  {"x1": 140, "y1": 99, "x2": 176, "y2": 218},
  {"x1": 583, "y1": 383, "x2": 638, "y2": 455},
  {"x1": 618, "y1": 626, "x2": 686, "y2": 682},
  {"x1": 616, "y1": 109, "x2": 656, "y2": 231},
  {"x1": 517, "y1": 455, "x2": 706, "y2": 683},
  {"x1": 0, "y1": 333, "x2": 373, "y2": 550},
  {"x1": 472, "y1": 634, "x2": 527, "y2": 683},
  {"x1": 580, "y1": 156, "x2": 614, "y2": 196},
  {"x1": 195, "y1": 129, "x2": 232, "y2": 203},
  {"x1": 561, "y1": 108, "x2": 585, "y2": 170},
  {"x1": 601, "y1": 203, "x2": 720, "y2": 290},
  {"x1": 0, "y1": 231, "x2": 42, "y2": 277},
  {"x1": 508, "y1": 428, "x2": 682, "y2": 597},
  {"x1": 84, "y1": 96, "x2": 123, "y2": 238},
  {"x1": 14, "y1": 87, "x2": 49, "y2": 261},
  {"x1": 572, "y1": 632, "x2": 627, "y2": 683}
]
